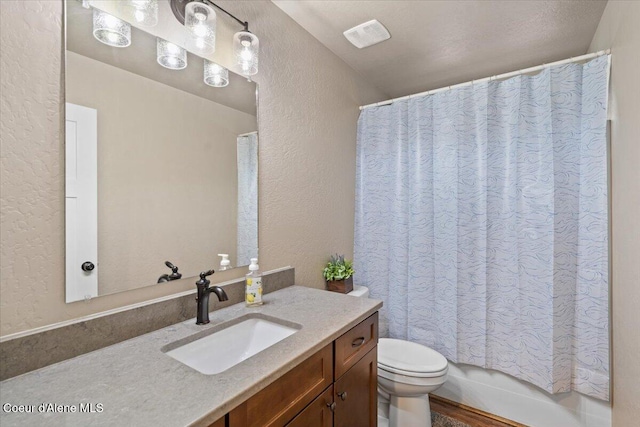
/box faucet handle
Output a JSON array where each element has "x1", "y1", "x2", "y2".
[
  {"x1": 164, "y1": 261, "x2": 182, "y2": 280},
  {"x1": 200, "y1": 270, "x2": 215, "y2": 279},
  {"x1": 196, "y1": 269, "x2": 215, "y2": 287}
]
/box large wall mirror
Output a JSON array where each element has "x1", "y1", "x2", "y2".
[{"x1": 64, "y1": 0, "x2": 258, "y2": 302}]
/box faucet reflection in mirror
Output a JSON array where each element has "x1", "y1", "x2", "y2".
[{"x1": 86, "y1": 0, "x2": 259, "y2": 80}]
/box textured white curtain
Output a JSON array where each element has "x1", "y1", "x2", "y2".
[
  {"x1": 354, "y1": 56, "x2": 610, "y2": 400},
  {"x1": 236, "y1": 132, "x2": 258, "y2": 267}
]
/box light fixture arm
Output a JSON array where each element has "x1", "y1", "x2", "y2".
[
  {"x1": 201, "y1": 0, "x2": 249, "y2": 32},
  {"x1": 168, "y1": 0, "x2": 259, "y2": 76}
]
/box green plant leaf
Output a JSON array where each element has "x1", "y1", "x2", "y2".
[{"x1": 322, "y1": 254, "x2": 355, "y2": 281}]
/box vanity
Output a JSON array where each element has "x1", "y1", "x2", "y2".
[
  {"x1": 226, "y1": 311, "x2": 378, "y2": 427},
  {"x1": 0, "y1": 286, "x2": 381, "y2": 427}
]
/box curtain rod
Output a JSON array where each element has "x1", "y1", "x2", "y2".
[{"x1": 359, "y1": 49, "x2": 611, "y2": 111}]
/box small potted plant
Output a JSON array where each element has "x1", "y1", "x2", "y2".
[{"x1": 323, "y1": 254, "x2": 354, "y2": 294}]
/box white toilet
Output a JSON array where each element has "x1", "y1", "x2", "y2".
[{"x1": 348, "y1": 286, "x2": 448, "y2": 427}]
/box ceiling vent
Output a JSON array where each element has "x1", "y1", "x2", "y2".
[{"x1": 343, "y1": 19, "x2": 391, "y2": 49}]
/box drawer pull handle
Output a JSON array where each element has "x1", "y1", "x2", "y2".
[
  {"x1": 351, "y1": 337, "x2": 365, "y2": 347},
  {"x1": 337, "y1": 391, "x2": 347, "y2": 401},
  {"x1": 327, "y1": 402, "x2": 336, "y2": 412}
]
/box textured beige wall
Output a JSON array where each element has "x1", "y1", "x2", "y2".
[
  {"x1": 0, "y1": 0, "x2": 385, "y2": 336},
  {"x1": 589, "y1": 2, "x2": 640, "y2": 425},
  {"x1": 67, "y1": 51, "x2": 256, "y2": 295}
]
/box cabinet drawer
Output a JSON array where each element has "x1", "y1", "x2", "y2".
[
  {"x1": 334, "y1": 312, "x2": 378, "y2": 378},
  {"x1": 228, "y1": 343, "x2": 333, "y2": 427},
  {"x1": 285, "y1": 385, "x2": 334, "y2": 427}
]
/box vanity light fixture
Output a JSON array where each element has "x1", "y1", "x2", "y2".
[
  {"x1": 93, "y1": 9, "x2": 131, "y2": 48},
  {"x1": 157, "y1": 38, "x2": 187, "y2": 70},
  {"x1": 86, "y1": 1, "x2": 257, "y2": 85},
  {"x1": 122, "y1": 0, "x2": 158, "y2": 27},
  {"x1": 204, "y1": 60, "x2": 229, "y2": 87},
  {"x1": 185, "y1": 1, "x2": 216, "y2": 54},
  {"x1": 170, "y1": 0, "x2": 259, "y2": 77},
  {"x1": 234, "y1": 31, "x2": 259, "y2": 76}
]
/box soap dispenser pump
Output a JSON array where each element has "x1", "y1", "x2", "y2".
[
  {"x1": 218, "y1": 254, "x2": 231, "y2": 271},
  {"x1": 245, "y1": 258, "x2": 263, "y2": 307}
]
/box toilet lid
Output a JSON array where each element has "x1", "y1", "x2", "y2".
[{"x1": 378, "y1": 338, "x2": 448, "y2": 374}]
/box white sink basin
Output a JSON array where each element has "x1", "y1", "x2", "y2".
[{"x1": 164, "y1": 315, "x2": 299, "y2": 375}]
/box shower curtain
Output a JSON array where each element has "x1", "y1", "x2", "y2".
[
  {"x1": 236, "y1": 132, "x2": 258, "y2": 267},
  {"x1": 354, "y1": 55, "x2": 610, "y2": 400}
]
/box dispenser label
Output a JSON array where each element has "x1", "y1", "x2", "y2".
[{"x1": 246, "y1": 277, "x2": 262, "y2": 304}]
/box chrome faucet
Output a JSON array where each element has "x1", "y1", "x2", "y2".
[{"x1": 195, "y1": 270, "x2": 228, "y2": 325}]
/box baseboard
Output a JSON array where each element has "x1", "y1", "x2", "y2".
[{"x1": 430, "y1": 395, "x2": 528, "y2": 427}]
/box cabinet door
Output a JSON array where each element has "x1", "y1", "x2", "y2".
[
  {"x1": 208, "y1": 417, "x2": 225, "y2": 427},
  {"x1": 286, "y1": 385, "x2": 334, "y2": 427},
  {"x1": 334, "y1": 346, "x2": 377, "y2": 427},
  {"x1": 229, "y1": 344, "x2": 333, "y2": 427}
]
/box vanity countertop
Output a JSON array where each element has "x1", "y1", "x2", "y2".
[{"x1": 0, "y1": 286, "x2": 382, "y2": 426}]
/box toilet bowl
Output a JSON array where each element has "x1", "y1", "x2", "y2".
[
  {"x1": 378, "y1": 338, "x2": 448, "y2": 427},
  {"x1": 347, "y1": 286, "x2": 448, "y2": 427}
]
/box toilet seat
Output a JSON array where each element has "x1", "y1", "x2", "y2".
[
  {"x1": 378, "y1": 338, "x2": 448, "y2": 377},
  {"x1": 378, "y1": 364, "x2": 448, "y2": 387},
  {"x1": 378, "y1": 363, "x2": 448, "y2": 379}
]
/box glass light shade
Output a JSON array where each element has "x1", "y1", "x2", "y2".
[
  {"x1": 93, "y1": 9, "x2": 131, "y2": 48},
  {"x1": 185, "y1": 1, "x2": 216, "y2": 54},
  {"x1": 122, "y1": 0, "x2": 158, "y2": 27},
  {"x1": 157, "y1": 38, "x2": 187, "y2": 70},
  {"x1": 233, "y1": 31, "x2": 259, "y2": 76},
  {"x1": 204, "y1": 60, "x2": 229, "y2": 87}
]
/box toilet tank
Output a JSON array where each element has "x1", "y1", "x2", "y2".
[{"x1": 348, "y1": 285, "x2": 369, "y2": 298}]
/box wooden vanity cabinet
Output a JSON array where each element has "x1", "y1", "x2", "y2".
[
  {"x1": 333, "y1": 347, "x2": 377, "y2": 427},
  {"x1": 285, "y1": 385, "x2": 334, "y2": 427},
  {"x1": 209, "y1": 417, "x2": 226, "y2": 427},
  {"x1": 228, "y1": 344, "x2": 334, "y2": 427},
  {"x1": 226, "y1": 312, "x2": 378, "y2": 427},
  {"x1": 334, "y1": 312, "x2": 378, "y2": 378}
]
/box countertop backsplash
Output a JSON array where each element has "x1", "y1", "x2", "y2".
[{"x1": 0, "y1": 267, "x2": 295, "y2": 381}]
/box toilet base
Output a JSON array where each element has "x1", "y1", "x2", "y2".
[
  {"x1": 378, "y1": 388, "x2": 390, "y2": 420},
  {"x1": 389, "y1": 394, "x2": 431, "y2": 427}
]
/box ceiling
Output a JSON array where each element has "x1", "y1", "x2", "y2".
[{"x1": 272, "y1": 0, "x2": 608, "y2": 100}]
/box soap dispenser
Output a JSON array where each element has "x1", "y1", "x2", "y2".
[
  {"x1": 218, "y1": 254, "x2": 232, "y2": 271},
  {"x1": 245, "y1": 258, "x2": 263, "y2": 307}
]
